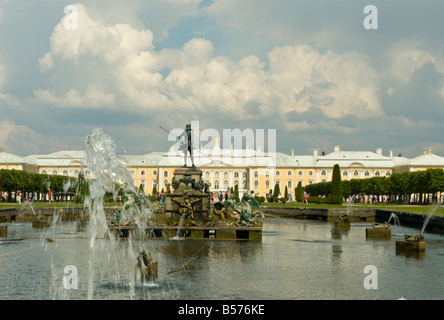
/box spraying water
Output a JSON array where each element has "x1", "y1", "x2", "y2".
[
  {"x1": 84, "y1": 128, "x2": 152, "y2": 299},
  {"x1": 420, "y1": 202, "x2": 441, "y2": 235},
  {"x1": 388, "y1": 213, "x2": 400, "y2": 226}
]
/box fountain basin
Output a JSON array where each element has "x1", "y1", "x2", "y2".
[
  {"x1": 108, "y1": 225, "x2": 262, "y2": 240},
  {"x1": 0, "y1": 225, "x2": 7, "y2": 237},
  {"x1": 396, "y1": 240, "x2": 426, "y2": 252},
  {"x1": 366, "y1": 227, "x2": 391, "y2": 238}
]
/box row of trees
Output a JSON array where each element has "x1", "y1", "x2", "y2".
[
  {"x1": 304, "y1": 167, "x2": 444, "y2": 204},
  {"x1": 0, "y1": 169, "x2": 90, "y2": 202}
]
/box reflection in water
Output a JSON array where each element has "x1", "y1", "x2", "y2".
[{"x1": 0, "y1": 216, "x2": 443, "y2": 300}]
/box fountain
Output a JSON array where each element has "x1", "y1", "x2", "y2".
[
  {"x1": 82, "y1": 128, "x2": 157, "y2": 298},
  {"x1": 388, "y1": 212, "x2": 400, "y2": 226},
  {"x1": 395, "y1": 204, "x2": 440, "y2": 254}
]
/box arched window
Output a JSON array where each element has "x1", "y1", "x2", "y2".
[
  {"x1": 287, "y1": 180, "x2": 292, "y2": 189},
  {"x1": 215, "y1": 172, "x2": 220, "y2": 178},
  {"x1": 276, "y1": 170, "x2": 280, "y2": 176},
  {"x1": 214, "y1": 180, "x2": 219, "y2": 189},
  {"x1": 205, "y1": 171, "x2": 210, "y2": 179},
  {"x1": 254, "y1": 181, "x2": 259, "y2": 189},
  {"x1": 298, "y1": 170, "x2": 303, "y2": 176},
  {"x1": 365, "y1": 171, "x2": 370, "y2": 176},
  {"x1": 343, "y1": 171, "x2": 348, "y2": 176},
  {"x1": 234, "y1": 180, "x2": 239, "y2": 186},
  {"x1": 234, "y1": 172, "x2": 239, "y2": 178},
  {"x1": 254, "y1": 171, "x2": 258, "y2": 178},
  {"x1": 265, "y1": 171, "x2": 270, "y2": 178},
  {"x1": 386, "y1": 171, "x2": 391, "y2": 176},
  {"x1": 243, "y1": 181, "x2": 247, "y2": 189},
  {"x1": 63, "y1": 170, "x2": 68, "y2": 175},
  {"x1": 223, "y1": 171, "x2": 228, "y2": 179},
  {"x1": 375, "y1": 171, "x2": 380, "y2": 176},
  {"x1": 164, "y1": 171, "x2": 168, "y2": 177},
  {"x1": 354, "y1": 171, "x2": 359, "y2": 176},
  {"x1": 287, "y1": 170, "x2": 292, "y2": 176},
  {"x1": 321, "y1": 170, "x2": 327, "y2": 176},
  {"x1": 52, "y1": 170, "x2": 57, "y2": 175},
  {"x1": 41, "y1": 170, "x2": 47, "y2": 174},
  {"x1": 223, "y1": 180, "x2": 228, "y2": 189},
  {"x1": 141, "y1": 170, "x2": 146, "y2": 176},
  {"x1": 308, "y1": 171, "x2": 313, "y2": 176},
  {"x1": 265, "y1": 180, "x2": 270, "y2": 189},
  {"x1": 152, "y1": 170, "x2": 157, "y2": 176},
  {"x1": 141, "y1": 179, "x2": 146, "y2": 187},
  {"x1": 130, "y1": 170, "x2": 135, "y2": 176},
  {"x1": 243, "y1": 172, "x2": 248, "y2": 178}
]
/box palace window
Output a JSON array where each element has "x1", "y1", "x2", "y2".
[
  {"x1": 386, "y1": 171, "x2": 391, "y2": 176},
  {"x1": 343, "y1": 171, "x2": 348, "y2": 176},
  {"x1": 287, "y1": 180, "x2": 292, "y2": 188},
  {"x1": 215, "y1": 172, "x2": 219, "y2": 178},
  {"x1": 205, "y1": 171, "x2": 210, "y2": 179},
  {"x1": 354, "y1": 171, "x2": 359, "y2": 176},
  {"x1": 254, "y1": 171, "x2": 259, "y2": 178},
  {"x1": 41, "y1": 170, "x2": 47, "y2": 174},
  {"x1": 130, "y1": 170, "x2": 135, "y2": 176},
  {"x1": 52, "y1": 170, "x2": 57, "y2": 175},
  {"x1": 63, "y1": 170, "x2": 68, "y2": 175},
  {"x1": 321, "y1": 170, "x2": 327, "y2": 176},
  {"x1": 214, "y1": 180, "x2": 219, "y2": 189},
  {"x1": 234, "y1": 172, "x2": 239, "y2": 178},
  {"x1": 308, "y1": 171, "x2": 313, "y2": 176},
  {"x1": 243, "y1": 181, "x2": 247, "y2": 189},
  {"x1": 265, "y1": 180, "x2": 270, "y2": 189},
  {"x1": 243, "y1": 172, "x2": 248, "y2": 178},
  {"x1": 364, "y1": 171, "x2": 370, "y2": 176},
  {"x1": 141, "y1": 170, "x2": 146, "y2": 176},
  {"x1": 164, "y1": 171, "x2": 168, "y2": 178},
  {"x1": 152, "y1": 170, "x2": 157, "y2": 176},
  {"x1": 223, "y1": 180, "x2": 228, "y2": 189},
  {"x1": 254, "y1": 181, "x2": 259, "y2": 189},
  {"x1": 287, "y1": 170, "x2": 292, "y2": 176},
  {"x1": 265, "y1": 171, "x2": 270, "y2": 178},
  {"x1": 224, "y1": 171, "x2": 228, "y2": 179},
  {"x1": 298, "y1": 171, "x2": 303, "y2": 176},
  {"x1": 276, "y1": 170, "x2": 280, "y2": 176},
  {"x1": 375, "y1": 171, "x2": 380, "y2": 176}
]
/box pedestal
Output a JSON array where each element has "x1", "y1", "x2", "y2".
[{"x1": 366, "y1": 228, "x2": 391, "y2": 238}]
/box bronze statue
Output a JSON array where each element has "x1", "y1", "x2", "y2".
[{"x1": 178, "y1": 123, "x2": 195, "y2": 167}]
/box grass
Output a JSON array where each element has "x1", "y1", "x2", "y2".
[
  {"x1": 2, "y1": 200, "x2": 443, "y2": 215},
  {"x1": 259, "y1": 201, "x2": 444, "y2": 215}
]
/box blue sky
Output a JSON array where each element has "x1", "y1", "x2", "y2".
[{"x1": 1, "y1": 0, "x2": 444, "y2": 158}]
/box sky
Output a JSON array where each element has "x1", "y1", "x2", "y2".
[{"x1": 1, "y1": 0, "x2": 444, "y2": 158}]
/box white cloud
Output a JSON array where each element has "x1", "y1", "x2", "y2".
[{"x1": 34, "y1": 3, "x2": 384, "y2": 131}]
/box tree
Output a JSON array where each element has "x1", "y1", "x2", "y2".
[
  {"x1": 234, "y1": 184, "x2": 240, "y2": 203},
  {"x1": 284, "y1": 185, "x2": 288, "y2": 201},
  {"x1": 295, "y1": 181, "x2": 303, "y2": 202},
  {"x1": 330, "y1": 164, "x2": 343, "y2": 204},
  {"x1": 273, "y1": 182, "x2": 280, "y2": 202}
]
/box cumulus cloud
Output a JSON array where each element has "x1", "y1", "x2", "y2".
[{"x1": 35, "y1": 4, "x2": 383, "y2": 127}]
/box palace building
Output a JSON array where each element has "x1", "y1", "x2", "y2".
[{"x1": 1, "y1": 143, "x2": 444, "y2": 199}]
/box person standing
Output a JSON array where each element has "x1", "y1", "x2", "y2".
[{"x1": 48, "y1": 189, "x2": 52, "y2": 204}]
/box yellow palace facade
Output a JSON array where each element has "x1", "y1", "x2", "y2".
[{"x1": 1, "y1": 144, "x2": 444, "y2": 199}]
